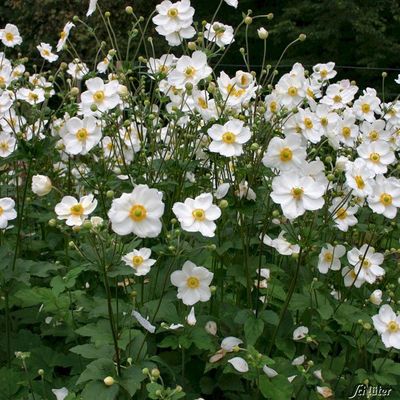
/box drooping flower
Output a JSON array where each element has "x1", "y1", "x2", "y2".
[
  {"x1": 56, "y1": 22, "x2": 75, "y2": 52},
  {"x1": 122, "y1": 248, "x2": 156, "y2": 276},
  {"x1": 108, "y1": 185, "x2": 165, "y2": 237},
  {"x1": 370, "y1": 289, "x2": 383, "y2": 305},
  {"x1": 293, "y1": 326, "x2": 309, "y2": 341},
  {"x1": 224, "y1": 0, "x2": 238, "y2": 7},
  {"x1": 261, "y1": 231, "x2": 300, "y2": 256},
  {"x1": 172, "y1": 193, "x2": 221, "y2": 237},
  {"x1": 372, "y1": 304, "x2": 400, "y2": 349},
  {"x1": 132, "y1": 310, "x2": 156, "y2": 333},
  {"x1": 0, "y1": 197, "x2": 17, "y2": 229},
  {"x1": 170, "y1": 260, "x2": 213, "y2": 305},
  {"x1": 86, "y1": 0, "x2": 98, "y2": 16},
  {"x1": 55, "y1": 195, "x2": 97, "y2": 227},
  {"x1": 208, "y1": 119, "x2": 251, "y2": 157},
  {"x1": 186, "y1": 307, "x2": 197, "y2": 326}
]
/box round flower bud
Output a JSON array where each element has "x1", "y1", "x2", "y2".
[
  {"x1": 70, "y1": 87, "x2": 79, "y2": 96},
  {"x1": 106, "y1": 190, "x2": 114, "y2": 199},
  {"x1": 176, "y1": 386, "x2": 183, "y2": 393},
  {"x1": 205, "y1": 321, "x2": 217, "y2": 335},
  {"x1": 298, "y1": 33, "x2": 307, "y2": 41},
  {"x1": 103, "y1": 376, "x2": 114, "y2": 386},
  {"x1": 267, "y1": 13, "x2": 274, "y2": 20},
  {"x1": 151, "y1": 368, "x2": 160, "y2": 378},
  {"x1": 208, "y1": 244, "x2": 217, "y2": 251},
  {"x1": 382, "y1": 71, "x2": 387, "y2": 78},
  {"x1": 38, "y1": 369, "x2": 44, "y2": 376},
  {"x1": 257, "y1": 28, "x2": 269, "y2": 40},
  {"x1": 142, "y1": 367, "x2": 149, "y2": 375},
  {"x1": 82, "y1": 220, "x2": 92, "y2": 230},
  {"x1": 48, "y1": 219, "x2": 57, "y2": 227},
  {"x1": 90, "y1": 104, "x2": 98, "y2": 112},
  {"x1": 244, "y1": 16, "x2": 253, "y2": 25},
  {"x1": 250, "y1": 143, "x2": 259, "y2": 151},
  {"x1": 219, "y1": 199, "x2": 229, "y2": 209},
  {"x1": 125, "y1": 6, "x2": 133, "y2": 14},
  {"x1": 104, "y1": 11, "x2": 111, "y2": 18},
  {"x1": 72, "y1": 15, "x2": 79, "y2": 23}
]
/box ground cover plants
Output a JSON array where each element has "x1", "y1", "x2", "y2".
[{"x1": 1, "y1": 0, "x2": 400, "y2": 399}]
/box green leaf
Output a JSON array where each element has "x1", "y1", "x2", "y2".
[
  {"x1": 81, "y1": 381, "x2": 119, "y2": 400},
  {"x1": 119, "y1": 366, "x2": 146, "y2": 396},
  {"x1": 76, "y1": 358, "x2": 116, "y2": 385},
  {"x1": 260, "y1": 310, "x2": 279, "y2": 326},
  {"x1": 244, "y1": 316, "x2": 264, "y2": 346},
  {"x1": 70, "y1": 344, "x2": 115, "y2": 359},
  {"x1": 259, "y1": 375, "x2": 293, "y2": 400}
]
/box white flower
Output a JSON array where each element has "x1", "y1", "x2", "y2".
[
  {"x1": 204, "y1": 22, "x2": 234, "y2": 48},
  {"x1": 372, "y1": 304, "x2": 400, "y2": 349},
  {"x1": 90, "y1": 216, "x2": 104, "y2": 228},
  {"x1": 368, "y1": 175, "x2": 400, "y2": 219},
  {"x1": 236, "y1": 180, "x2": 256, "y2": 201},
  {"x1": 1, "y1": 24, "x2": 22, "y2": 47},
  {"x1": 347, "y1": 244, "x2": 385, "y2": 285},
  {"x1": 370, "y1": 289, "x2": 383, "y2": 305},
  {"x1": 108, "y1": 184, "x2": 165, "y2": 237},
  {"x1": 312, "y1": 62, "x2": 336, "y2": 81},
  {"x1": 262, "y1": 134, "x2": 306, "y2": 171},
  {"x1": 56, "y1": 22, "x2": 75, "y2": 52},
  {"x1": 345, "y1": 158, "x2": 375, "y2": 197},
  {"x1": 205, "y1": 321, "x2": 217, "y2": 335},
  {"x1": 208, "y1": 119, "x2": 251, "y2": 157},
  {"x1": 0, "y1": 132, "x2": 16, "y2": 157},
  {"x1": 353, "y1": 88, "x2": 381, "y2": 122},
  {"x1": 97, "y1": 55, "x2": 112, "y2": 74},
  {"x1": 356, "y1": 141, "x2": 395, "y2": 175},
  {"x1": 55, "y1": 194, "x2": 97, "y2": 227},
  {"x1": 17, "y1": 88, "x2": 45, "y2": 105},
  {"x1": 224, "y1": 0, "x2": 238, "y2": 8},
  {"x1": 67, "y1": 58, "x2": 89, "y2": 80},
  {"x1": 263, "y1": 365, "x2": 278, "y2": 378},
  {"x1": 261, "y1": 231, "x2": 300, "y2": 256},
  {"x1": 316, "y1": 386, "x2": 333, "y2": 399},
  {"x1": 0, "y1": 197, "x2": 17, "y2": 229},
  {"x1": 292, "y1": 355, "x2": 306, "y2": 365},
  {"x1": 215, "y1": 183, "x2": 230, "y2": 199},
  {"x1": 122, "y1": 248, "x2": 156, "y2": 276},
  {"x1": 147, "y1": 54, "x2": 176, "y2": 75},
  {"x1": 32, "y1": 175, "x2": 52, "y2": 196},
  {"x1": 63, "y1": 116, "x2": 102, "y2": 155},
  {"x1": 257, "y1": 28, "x2": 268, "y2": 40},
  {"x1": 168, "y1": 51, "x2": 212, "y2": 89},
  {"x1": 80, "y1": 77, "x2": 121, "y2": 114},
  {"x1": 132, "y1": 310, "x2": 156, "y2": 333},
  {"x1": 172, "y1": 193, "x2": 221, "y2": 237},
  {"x1": 275, "y1": 73, "x2": 306, "y2": 108},
  {"x1": 153, "y1": 0, "x2": 195, "y2": 35},
  {"x1": 228, "y1": 357, "x2": 249, "y2": 373},
  {"x1": 317, "y1": 244, "x2": 346, "y2": 274},
  {"x1": 270, "y1": 172, "x2": 325, "y2": 219},
  {"x1": 37, "y1": 43, "x2": 58, "y2": 63},
  {"x1": 170, "y1": 260, "x2": 213, "y2": 306},
  {"x1": 186, "y1": 307, "x2": 197, "y2": 326},
  {"x1": 221, "y1": 336, "x2": 242, "y2": 351},
  {"x1": 293, "y1": 326, "x2": 309, "y2": 341},
  {"x1": 328, "y1": 197, "x2": 358, "y2": 232},
  {"x1": 52, "y1": 387, "x2": 68, "y2": 400},
  {"x1": 87, "y1": 0, "x2": 98, "y2": 16},
  {"x1": 320, "y1": 79, "x2": 358, "y2": 109}
]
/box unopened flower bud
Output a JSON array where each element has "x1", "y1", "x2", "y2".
[{"x1": 103, "y1": 376, "x2": 114, "y2": 386}]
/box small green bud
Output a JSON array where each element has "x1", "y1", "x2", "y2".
[
  {"x1": 104, "y1": 11, "x2": 111, "y2": 18},
  {"x1": 219, "y1": 199, "x2": 229, "y2": 209},
  {"x1": 151, "y1": 368, "x2": 160, "y2": 378},
  {"x1": 244, "y1": 16, "x2": 253, "y2": 25},
  {"x1": 299, "y1": 33, "x2": 307, "y2": 41},
  {"x1": 142, "y1": 367, "x2": 149, "y2": 375},
  {"x1": 38, "y1": 369, "x2": 44, "y2": 376},
  {"x1": 106, "y1": 190, "x2": 114, "y2": 199},
  {"x1": 48, "y1": 218, "x2": 57, "y2": 227},
  {"x1": 90, "y1": 104, "x2": 98, "y2": 112},
  {"x1": 125, "y1": 6, "x2": 133, "y2": 14}
]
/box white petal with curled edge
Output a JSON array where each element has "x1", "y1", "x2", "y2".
[
  {"x1": 52, "y1": 388, "x2": 68, "y2": 400},
  {"x1": 221, "y1": 336, "x2": 243, "y2": 351},
  {"x1": 132, "y1": 310, "x2": 156, "y2": 333},
  {"x1": 228, "y1": 357, "x2": 249, "y2": 373},
  {"x1": 263, "y1": 364, "x2": 278, "y2": 378}
]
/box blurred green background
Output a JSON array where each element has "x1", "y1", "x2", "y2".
[{"x1": 1, "y1": 0, "x2": 400, "y2": 97}]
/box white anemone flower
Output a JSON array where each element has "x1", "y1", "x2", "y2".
[
  {"x1": 224, "y1": 0, "x2": 238, "y2": 7},
  {"x1": 208, "y1": 119, "x2": 251, "y2": 157},
  {"x1": 108, "y1": 184, "x2": 165, "y2": 238},
  {"x1": 0, "y1": 197, "x2": 17, "y2": 229},
  {"x1": 122, "y1": 248, "x2": 156, "y2": 276},
  {"x1": 1, "y1": 24, "x2": 22, "y2": 47},
  {"x1": 56, "y1": 22, "x2": 75, "y2": 52},
  {"x1": 37, "y1": 43, "x2": 58, "y2": 63},
  {"x1": 170, "y1": 260, "x2": 213, "y2": 306},
  {"x1": 172, "y1": 193, "x2": 221, "y2": 237},
  {"x1": 0, "y1": 132, "x2": 17, "y2": 157},
  {"x1": 55, "y1": 194, "x2": 97, "y2": 227},
  {"x1": 356, "y1": 141, "x2": 395, "y2": 175},
  {"x1": 367, "y1": 175, "x2": 400, "y2": 219},
  {"x1": 317, "y1": 244, "x2": 346, "y2": 273},
  {"x1": 63, "y1": 116, "x2": 102, "y2": 155},
  {"x1": 87, "y1": 0, "x2": 98, "y2": 16},
  {"x1": 51, "y1": 387, "x2": 69, "y2": 400},
  {"x1": 261, "y1": 231, "x2": 300, "y2": 256},
  {"x1": 32, "y1": 175, "x2": 52, "y2": 197},
  {"x1": 372, "y1": 304, "x2": 400, "y2": 349}
]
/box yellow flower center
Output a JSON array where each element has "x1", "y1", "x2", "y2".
[
  {"x1": 361, "y1": 103, "x2": 371, "y2": 113},
  {"x1": 76, "y1": 128, "x2": 89, "y2": 141},
  {"x1": 0, "y1": 141, "x2": 9, "y2": 152},
  {"x1": 380, "y1": 193, "x2": 392, "y2": 206},
  {"x1": 159, "y1": 65, "x2": 169, "y2": 73},
  {"x1": 304, "y1": 118, "x2": 313, "y2": 129},
  {"x1": 354, "y1": 175, "x2": 365, "y2": 189},
  {"x1": 320, "y1": 117, "x2": 328, "y2": 127},
  {"x1": 70, "y1": 204, "x2": 84, "y2": 216},
  {"x1": 184, "y1": 66, "x2": 196, "y2": 78},
  {"x1": 362, "y1": 259, "x2": 370, "y2": 269},
  {"x1": 0, "y1": 206, "x2": 3, "y2": 216},
  {"x1": 287, "y1": 86, "x2": 298, "y2": 97},
  {"x1": 129, "y1": 204, "x2": 147, "y2": 221},
  {"x1": 132, "y1": 255, "x2": 144, "y2": 266},
  {"x1": 227, "y1": 84, "x2": 245, "y2": 98},
  {"x1": 323, "y1": 252, "x2": 333, "y2": 262},
  {"x1": 167, "y1": 7, "x2": 179, "y2": 17},
  {"x1": 222, "y1": 131, "x2": 236, "y2": 144},
  {"x1": 269, "y1": 101, "x2": 277, "y2": 113},
  {"x1": 280, "y1": 147, "x2": 293, "y2": 162},
  {"x1": 5, "y1": 32, "x2": 14, "y2": 42},
  {"x1": 369, "y1": 130, "x2": 379, "y2": 141},
  {"x1": 192, "y1": 209, "x2": 206, "y2": 221},
  {"x1": 306, "y1": 87, "x2": 315, "y2": 99},
  {"x1": 28, "y1": 92, "x2": 39, "y2": 102},
  {"x1": 336, "y1": 208, "x2": 348, "y2": 220},
  {"x1": 320, "y1": 69, "x2": 328, "y2": 78},
  {"x1": 42, "y1": 49, "x2": 50, "y2": 56},
  {"x1": 186, "y1": 276, "x2": 200, "y2": 289},
  {"x1": 197, "y1": 97, "x2": 208, "y2": 109},
  {"x1": 60, "y1": 31, "x2": 67, "y2": 40},
  {"x1": 369, "y1": 152, "x2": 380, "y2": 163},
  {"x1": 93, "y1": 90, "x2": 105, "y2": 103},
  {"x1": 388, "y1": 321, "x2": 399, "y2": 333},
  {"x1": 291, "y1": 187, "x2": 304, "y2": 200},
  {"x1": 342, "y1": 127, "x2": 351, "y2": 138},
  {"x1": 333, "y1": 95, "x2": 342, "y2": 103}
]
